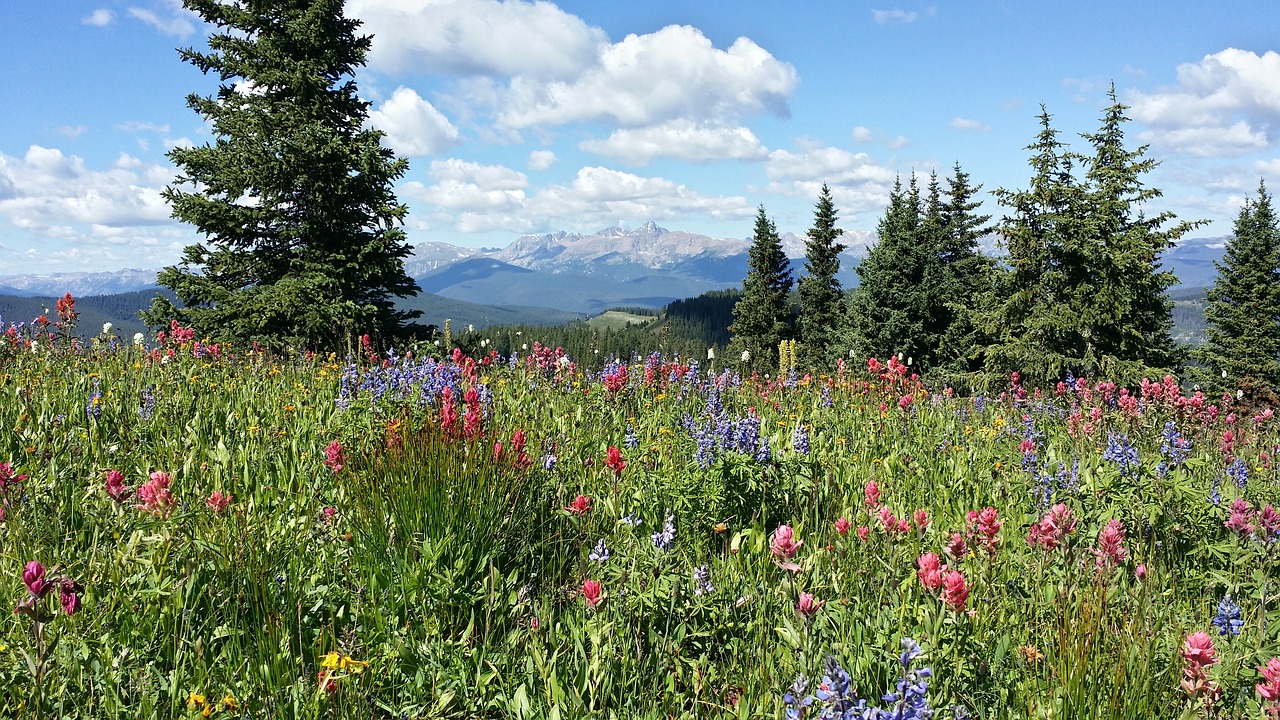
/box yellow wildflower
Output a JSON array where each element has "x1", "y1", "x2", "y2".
[
  {"x1": 221, "y1": 694, "x2": 238, "y2": 710},
  {"x1": 187, "y1": 692, "x2": 206, "y2": 708}
]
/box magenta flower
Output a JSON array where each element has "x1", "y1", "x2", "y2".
[
  {"x1": 945, "y1": 532, "x2": 969, "y2": 558},
  {"x1": 134, "y1": 470, "x2": 174, "y2": 517},
  {"x1": 104, "y1": 470, "x2": 133, "y2": 503},
  {"x1": 795, "y1": 592, "x2": 824, "y2": 619},
  {"x1": 605, "y1": 446, "x2": 626, "y2": 476},
  {"x1": 834, "y1": 517, "x2": 851, "y2": 536},
  {"x1": 967, "y1": 507, "x2": 1002, "y2": 553},
  {"x1": 941, "y1": 569, "x2": 970, "y2": 610},
  {"x1": 1028, "y1": 503, "x2": 1078, "y2": 551},
  {"x1": 1225, "y1": 498, "x2": 1256, "y2": 536},
  {"x1": 323, "y1": 440, "x2": 345, "y2": 474},
  {"x1": 205, "y1": 490, "x2": 232, "y2": 514},
  {"x1": 566, "y1": 494, "x2": 592, "y2": 516},
  {"x1": 1094, "y1": 519, "x2": 1128, "y2": 570},
  {"x1": 770, "y1": 524, "x2": 803, "y2": 559},
  {"x1": 1257, "y1": 656, "x2": 1280, "y2": 704},
  {"x1": 863, "y1": 480, "x2": 881, "y2": 509},
  {"x1": 916, "y1": 552, "x2": 944, "y2": 591},
  {"x1": 1182, "y1": 632, "x2": 1219, "y2": 668},
  {"x1": 59, "y1": 579, "x2": 80, "y2": 616},
  {"x1": 580, "y1": 579, "x2": 603, "y2": 610},
  {"x1": 912, "y1": 509, "x2": 930, "y2": 530},
  {"x1": 22, "y1": 561, "x2": 48, "y2": 598}
]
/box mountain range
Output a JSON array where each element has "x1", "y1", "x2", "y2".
[{"x1": 0, "y1": 224, "x2": 1230, "y2": 317}]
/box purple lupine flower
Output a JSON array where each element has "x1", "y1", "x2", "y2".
[
  {"x1": 651, "y1": 513, "x2": 676, "y2": 551},
  {"x1": 791, "y1": 424, "x2": 810, "y2": 456},
  {"x1": 589, "y1": 539, "x2": 610, "y2": 564}
]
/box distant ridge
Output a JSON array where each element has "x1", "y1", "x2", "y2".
[{"x1": 2, "y1": 226, "x2": 1231, "y2": 314}]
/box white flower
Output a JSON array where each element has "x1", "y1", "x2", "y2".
[
  {"x1": 521, "y1": 343, "x2": 528, "y2": 351},
  {"x1": 707, "y1": 348, "x2": 715, "y2": 360},
  {"x1": 30, "y1": 340, "x2": 39, "y2": 353},
  {"x1": 741, "y1": 350, "x2": 751, "y2": 362},
  {"x1": 102, "y1": 322, "x2": 113, "y2": 335},
  {"x1": 133, "y1": 332, "x2": 145, "y2": 346}
]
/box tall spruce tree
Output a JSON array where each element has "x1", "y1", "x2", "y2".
[
  {"x1": 729, "y1": 206, "x2": 794, "y2": 372},
  {"x1": 144, "y1": 0, "x2": 421, "y2": 351},
  {"x1": 1080, "y1": 85, "x2": 1200, "y2": 378},
  {"x1": 933, "y1": 162, "x2": 995, "y2": 376},
  {"x1": 798, "y1": 184, "x2": 847, "y2": 370},
  {"x1": 1195, "y1": 182, "x2": 1280, "y2": 391},
  {"x1": 980, "y1": 107, "x2": 1094, "y2": 385},
  {"x1": 850, "y1": 175, "x2": 934, "y2": 365}
]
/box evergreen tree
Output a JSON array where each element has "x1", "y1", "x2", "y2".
[
  {"x1": 850, "y1": 176, "x2": 933, "y2": 365},
  {"x1": 1080, "y1": 85, "x2": 1200, "y2": 379},
  {"x1": 980, "y1": 107, "x2": 1094, "y2": 385},
  {"x1": 933, "y1": 162, "x2": 995, "y2": 376},
  {"x1": 729, "y1": 206, "x2": 794, "y2": 372},
  {"x1": 797, "y1": 184, "x2": 847, "y2": 370},
  {"x1": 1195, "y1": 182, "x2": 1280, "y2": 391},
  {"x1": 144, "y1": 0, "x2": 421, "y2": 351},
  {"x1": 916, "y1": 171, "x2": 948, "y2": 368}
]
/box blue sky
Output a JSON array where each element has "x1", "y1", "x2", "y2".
[{"x1": 2, "y1": 0, "x2": 1279, "y2": 273}]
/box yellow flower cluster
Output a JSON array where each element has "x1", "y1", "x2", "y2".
[{"x1": 320, "y1": 651, "x2": 369, "y2": 674}]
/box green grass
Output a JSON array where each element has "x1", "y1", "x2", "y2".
[{"x1": 1, "y1": 331, "x2": 1278, "y2": 719}]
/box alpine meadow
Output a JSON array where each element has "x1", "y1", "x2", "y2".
[{"x1": 4, "y1": 1, "x2": 1280, "y2": 719}]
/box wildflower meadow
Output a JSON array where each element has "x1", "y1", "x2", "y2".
[{"x1": 2, "y1": 317, "x2": 1279, "y2": 719}]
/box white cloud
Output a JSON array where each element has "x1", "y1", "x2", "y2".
[
  {"x1": 579, "y1": 120, "x2": 768, "y2": 165},
  {"x1": 0, "y1": 146, "x2": 173, "y2": 231},
  {"x1": 83, "y1": 9, "x2": 115, "y2": 26},
  {"x1": 872, "y1": 8, "x2": 919, "y2": 25},
  {"x1": 765, "y1": 146, "x2": 899, "y2": 218},
  {"x1": 0, "y1": 147, "x2": 191, "y2": 271},
  {"x1": 1138, "y1": 121, "x2": 1267, "y2": 157},
  {"x1": 850, "y1": 126, "x2": 909, "y2": 148},
  {"x1": 405, "y1": 161, "x2": 752, "y2": 233},
  {"x1": 1256, "y1": 158, "x2": 1280, "y2": 178},
  {"x1": 56, "y1": 125, "x2": 87, "y2": 139},
  {"x1": 116, "y1": 121, "x2": 170, "y2": 134},
  {"x1": 348, "y1": 0, "x2": 607, "y2": 79},
  {"x1": 498, "y1": 25, "x2": 797, "y2": 129},
  {"x1": 528, "y1": 150, "x2": 556, "y2": 170},
  {"x1": 1128, "y1": 48, "x2": 1280, "y2": 157},
  {"x1": 949, "y1": 117, "x2": 991, "y2": 132},
  {"x1": 127, "y1": 1, "x2": 197, "y2": 37},
  {"x1": 368, "y1": 87, "x2": 461, "y2": 157}
]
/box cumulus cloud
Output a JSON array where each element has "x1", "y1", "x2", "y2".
[
  {"x1": 1139, "y1": 121, "x2": 1268, "y2": 157},
  {"x1": 1128, "y1": 49, "x2": 1280, "y2": 157},
  {"x1": 368, "y1": 87, "x2": 462, "y2": 157},
  {"x1": 83, "y1": 9, "x2": 115, "y2": 26},
  {"x1": 498, "y1": 25, "x2": 797, "y2": 129},
  {"x1": 851, "y1": 126, "x2": 874, "y2": 144},
  {"x1": 0, "y1": 147, "x2": 173, "y2": 230},
  {"x1": 404, "y1": 161, "x2": 752, "y2": 233},
  {"x1": 949, "y1": 117, "x2": 991, "y2": 132},
  {"x1": 0, "y1": 147, "x2": 190, "y2": 271},
  {"x1": 348, "y1": 0, "x2": 607, "y2": 79},
  {"x1": 765, "y1": 146, "x2": 899, "y2": 218},
  {"x1": 528, "y1": 150, "x2": 556, "y2": 170},
  {"x1": 127, "y1": 1, "x2": 198, "y2": 37},
  {"x1": 579, "y1": 120, "x2": 768, "y2": 165}
]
